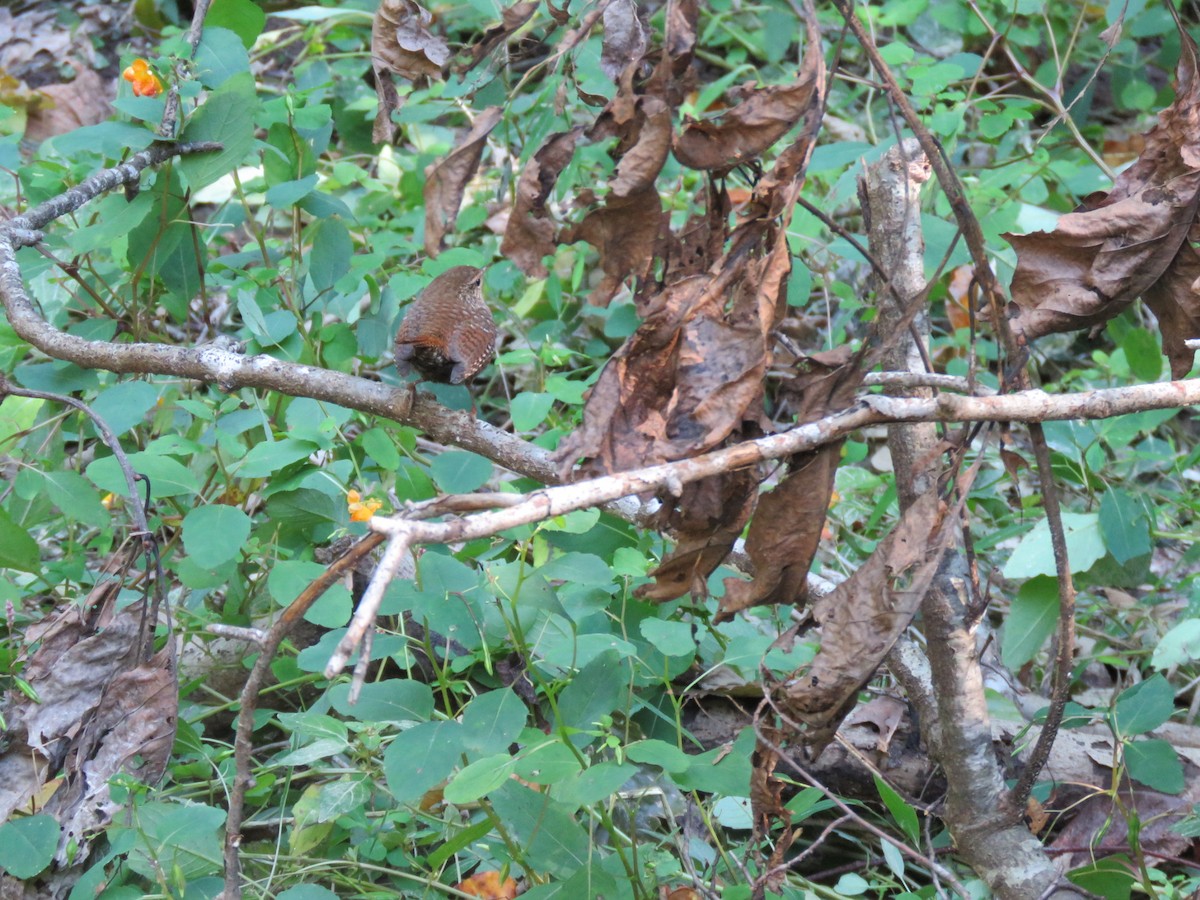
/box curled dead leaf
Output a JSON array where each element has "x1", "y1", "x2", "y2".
[
  {"x1": 783, "y1": 492, "x2": 946, "y2": 754},
  {"x1": 674, "y1": 73, "x2": 821, "y2": 173},
  {"x1": 501, "y1": 128, "x2": 581, "y2": 277},
  {"x1": 1006, "y1": 19, "x2": 1200, "y2": 377},
  {"x1": 457, "y1": 1, "x2": 539, "y2": 73},
  {"x1": 424, "y1": 107, "x2": 504, "y2": 256},
  {"x1": 601, "y1": 0, "x2": 647, "y2": 82},
  {"x1": 372, "y1": 0, "x2": 449, "y2": 142},
  {"x1": 561, "y1": 183, "x2": 664, "y2": 305}
]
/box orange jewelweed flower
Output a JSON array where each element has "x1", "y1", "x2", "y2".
[
  {"x1": 346, "y1": 490, "x2": 383, "y2": 522},
  {"x1": 122, "y1": 59, "x2": 163, "y2": 97}
]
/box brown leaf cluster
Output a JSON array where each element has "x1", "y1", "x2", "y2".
[
  {"x1": 410, "y1": 1, "x2": 854, "y2": 618},
  {"x1": 1007, "y1": 17, "x2": 1200, "y2": 378},
  {"x1": 371, "y1": 0, "x2": 450, "y2": 143}
]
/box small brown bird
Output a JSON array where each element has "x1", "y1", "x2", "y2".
[{"x1": 394, "y1": 266, "x2": 496, "y2": 385}]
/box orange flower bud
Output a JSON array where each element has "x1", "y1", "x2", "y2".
[{"x1": 122, "y1": 59, "x2": 163, "y2": 97}]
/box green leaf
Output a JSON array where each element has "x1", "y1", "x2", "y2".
[
  {"x1": 329, "y1": 679, "x2": 434, "y2": 723},
  {"x1": 204, "y1": 0, "x2": 266, "y2": 47},
  {"x1": 673, "y1": 728, "x2": 754, "y2": 795},
  {"x1": 429, "y1": 450, "x2": 493, "y2": 493},
  {"x1": 89, "y1": 380, "x2": 162, "y2": 437},
  {"x1": 625, "y1": 739, "x2": 691, "y2": 773},
  {"x1": 712, "y1": 796, "x2": 753, "y2": 829},
  {"x1": 266, "y1": 175, "x2": 318, "y2": 208},
  {"x1": 512, "y1": 741, "x2": 583, "y2": 786},
  {"x1": 834, "y1": 873, "x2": 871, "y2": 896},
  {"x1": 265, "y1": 488, "x2": 339, "y2": 541},
  {"x1": 383, "y1": 721, "x2": 462, "y2": 805},
  {"x1": 179, "y1": 73, "x2": 259, "y2": 191},
  {"x1": 182, "y1": 505, "x2": 252, "y2": 568},
  {"x1": 0, "y1": 394, "x2": 40, "y2": 445},
  {"x1": 46, "y1": 121, "x2": 155, "y2": 160},
  {"x1": 1120, "y1": 327, "x2": 1163, "y2": 382},
  {"x1": 273, "y1": 737, "x2": 349, "y2": 767},
  {"x1": 0, "y1": 814, "x2": 58, "y2": 878},
  {"x1": 520, "y1": 864, "x2": 621, "y2": 900},
  {"x1": 555, "y1": 650, "x2": 629, "y2": 748},
  {"x1": 1151, "y1": 618, "x2": 1200, "y2": 670},
  {"x1": 552, "y1": 760, "x2": 638, "y2": 809},
  {"x1": 489, "y1": 779, "x2": 590, "y2": 878},
  {"x1": 31, "y1": 469, "x2": 108, "y2": 527},
  {"x1": 1002, "y1": 576, "x2": 1058, "y2": 669},
  {"x1": 126, "y1": 168, "x2": 204, "y2": 304},
  {"x1": 639, "y1": 618, "x2": 696, "y2": 657},
  {"x1": 277, "y1": 886, "x2": 339, "y2": 900},
  {"x1": 1002, "y1": 512, "x2": 1106, "y2": 578},
  {"x1": 308, "y1": 218, "x2": 352, "y2": 292},
  {"x1": 460, "y1": 688, "x2": 528, "y2": 758},
  {"x1": 86, "y1": 449, "x2": 199, "y2": 498},
  {"x1": 0, "y1": 504, "x2": 39, "y2": 573},
  {"x1": 193, "y1": 26, "x2": 251, "y2": 87},
  {"x1": 1067, "y1": 855, "x2": 1135, "y2": 900},
  {"x1": 875, "y1": 775, "x2": 920, "y2": 844},
  {"x1": 268, "y1": 560, "x2": 351, "y2": 627},
  {"x1": 511, "y1": 392, "x2": 554, "y2": 431},
  {"x1": 1098, "y1": 489, "x2": 1150, "y2": 565},
  {"x1": 236, "y1": 438, "x2": 317, "y2": 478},
  {"x1": 443, "y1": 753, "x2": 515, "y2": 804},
  {"x1": 360, "y1": 428, "x2": 400, "y2": 469},
  {"x1": 115, "y1": 801, "x2": 226, "y2": 881},
  {"x1": 541, "y1": 507, "x2": 602, "y2": 534},
  {"x1": 1124, "y1": 739, "x2": 1184, "y2": 793},
  {"x1": 1112, "y1": 675, "x2": 1174, "y2": 736},
  {"x1": 394, "y1": 460, "x2": 437, "y2": 501},
  {"x1": 67, "y1": 192, "x2": 153, "y2": 255}
]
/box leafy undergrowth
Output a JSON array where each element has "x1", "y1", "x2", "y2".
[{"x1": 1, "y1": 1, "x2": 1200, "y2": 899}]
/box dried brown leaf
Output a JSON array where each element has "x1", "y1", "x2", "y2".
[
  {"x1": 714, "y1": 346, "x2": 858, "y2": 621},
  {"x1": 46, "y1": 650, "x2": 177, "y2": 865},
  {"x1": 843, "y1": 695, "x2": 907, "y2": 754},
  {"x1": 674, "y1": 71, "x2": 820, "y2": 172},
  {"x1": 1144, "y1": 240, "x2": 1200, "y2": 376},
  {"x1": 424, "y1": 107, "x2": 503, "y2": 256},
  {"x1": 783, "y1": 492, "x2": 946, "y2": 753},
  {"x1": 1007, "y1": 20, "x2": 1200, "y2": 376},
  {"x1": 750, "y1": 735, "x2": 790, "y2": 837},
  {"x1": 23, "y1": 65, "x2": 111, "y2": 145},
  {"x1": 610, "y1": 96, "x2": 672, "y2": 197},
  {"x1": 663, "y1": 183, "x2": 730, "y2": 282},
  {"x1": 561, "y1": 183, "x2": 664, "y2": 305},
  {"x1": 372, "y1": 0, "x2": 449, "y2": 143},
  {"x1": 545, "y1": 0, "x2": 570, "y2": 26},
  {"x1": 637, "y1": 469, "x2": 757, "y2": 602},
  {"x1": 457, "y1": 1, "x2": 538, "y2": 73},
  {"x1": 647, "y1": 0, "x2": 697, "y2": 107},
  {"x1": 601, "y1": 0, "x2": 647, "y2": 82},
  {"x1": 501, "y1": 128, "x2": 581, "y2": 277},
  {"x1": 715, "y1": 448, "x2": 837, "y2": 622}
]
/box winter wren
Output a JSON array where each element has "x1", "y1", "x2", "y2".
[{"x1": 394, "y1": 266, "x2": 496, "y2": 385}]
